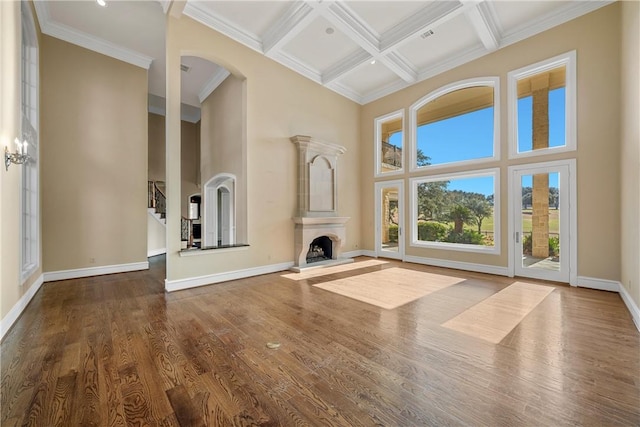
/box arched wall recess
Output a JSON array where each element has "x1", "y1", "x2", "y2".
[{"x1": 203, "y1": 173, "x2": 236, "y2": 247}]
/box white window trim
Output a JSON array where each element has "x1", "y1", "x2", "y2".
[
  {"x1": 409, "y1": 77, "x2": 500, "y2": 172},
  {"x1": 409, "y1": 168, "x2": 501, "y2": 255},
  {"x1": 20, "y1": 1, "x2": 39, "y2": 282},
  {"x1": 374, "y1": 109, "x2": 405, "y2": 178},
  {"x1": 507, "y1": 50, "x2": 577, "y2": 159}
]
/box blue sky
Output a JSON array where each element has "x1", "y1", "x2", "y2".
[
  {"x1": 407, "y1": 87, "x2": 565, "y2": 195},
  {"x1": 446, "y1": 176, "x2": 494, "y2": 197}
]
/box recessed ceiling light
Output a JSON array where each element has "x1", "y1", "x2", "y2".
[
  {"x1": 325, "y1": 27, "x2": 334, "y2": 35},
  {"x1": 96, "y1": 0, "x2": 107, "y2": 6},
  {"x1": 370, "y1": 59, "x2": 376, "y2": 65}
]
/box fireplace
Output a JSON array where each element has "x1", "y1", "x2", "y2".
[
  {"x1": 307, "y1": 236, "x2": 333, "y2": 263},
  {"x1": 290, "y1": 135, "x2": 353, "y2": 271}
]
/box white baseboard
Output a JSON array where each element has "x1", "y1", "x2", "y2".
[
  {"x1": 147, "y1": 248, "x2": 166, "y2": 257},
  {"x1": 619, "y1": 283, "x2": 640, "y2": 332},
  {"x1": 44, "y1": 261, "x2": 149, "y2": 282},
  {"x1": 342, "y1": 249, "x2": 376, "y2": 258},
  {"x1": 576, "y1": 276, "x2": 620, "y2": 292},
  {"x1": 165, "y1": 261, "x2": 294, "y2": 292},
  {"x1": 1, "y1": 274, "x2": 44, "y2": 341},
  {"x1": 404, "y1": 255, "x2": 510, "y2": 277}
]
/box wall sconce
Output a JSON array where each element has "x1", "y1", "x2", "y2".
[{"x1": 4, "y1": 138, "x2": 30, "y2": 171}]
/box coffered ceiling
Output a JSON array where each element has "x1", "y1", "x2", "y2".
[{"x1": 34, "y1": 0, "x2": 612, "y2": 108}]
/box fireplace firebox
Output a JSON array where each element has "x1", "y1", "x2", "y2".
[{"x1": 306, "y1": 236, "x2": 333, "y2": 264}]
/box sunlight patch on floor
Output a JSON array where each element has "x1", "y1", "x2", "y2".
[
  {"x1": 442, "y1": 281, "x2": 555, "y2": 344},
  {"x1": 313, "y1": 267, "x2": 465, "y2": 309}
]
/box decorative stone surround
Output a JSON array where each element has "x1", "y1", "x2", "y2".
[{"x1": 290, "y1": 135, "x2": 352, "y2": 271}]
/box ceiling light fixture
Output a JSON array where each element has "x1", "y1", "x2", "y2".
[
  {"x1": 370, "y1": 59, "x2": 376, "y2": 65},
  {"x1": 96, "y1": 0, "x2": 107, "y2": 6},
  {"x1": 325, "y1": 27, "x2": 334, "y2": 35}
]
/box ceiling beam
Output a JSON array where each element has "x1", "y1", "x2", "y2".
[
  {"x1": 464, "y1": 3, "x2": 500, "y2": 51},
  {"x1": 262, "y1": 1, "x2": 317, "y2": 55},
  {"x1": 322, "y1": 50, "x2": 372, "y2": 84},
  {"x1": 379, "y1": 1, "x2": 465, "y2": 53}
]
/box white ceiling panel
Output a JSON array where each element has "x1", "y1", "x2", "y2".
[
  {"x1": 342, "y1": 1, "x2": 430, "y2": 36},
  {"x1": 397, "y1": 13, "x2": 480, "y2": 71},
  {"x1": 338, "y1": 61, "x2": 400, "y2": 97},
  {"x1": 282, "y1": 16, "x2": 362, "y2": 73},
  {"x1": 493, "y1": 1, "x2": 573, "y2": 34},
  {"x1": 194, "y1": 0, "x2": 292, "y2": 38},
  {"x1": 35, "y1": 0, "x2": 613, "y2": 106}
]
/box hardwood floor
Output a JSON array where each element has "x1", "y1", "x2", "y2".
[{"x1": 2, "y1": 256, "x2": 639, "y2": 426}]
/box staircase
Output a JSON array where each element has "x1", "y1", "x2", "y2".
[{"x1": 148, "y1": 181, "x2": 166, "y2": 226}]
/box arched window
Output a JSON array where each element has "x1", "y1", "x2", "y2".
[
  {"x1": 21, "y1": 2, "x2": 39, "y2": 280},
  {"x1": 410, "y1": 77, "x2": 499, "y2": 170},
  {"x1": 203, "y1": 174, "x2": 235, "y2": 247}
]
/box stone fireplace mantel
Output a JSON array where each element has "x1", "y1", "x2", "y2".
[{"x1": 290, "y1": 135, "x2": 353, "y2": 271}]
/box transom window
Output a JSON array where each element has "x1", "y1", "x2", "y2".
[
  {"x1": 508, "y1": 51, "x2": 576, "y2": 158},
  {"x1": 374, "y1": 109, "x2": 404, "y2": 177},
  {"x1": 410, "y1": 77, "x2": 500, "y2": 170}
]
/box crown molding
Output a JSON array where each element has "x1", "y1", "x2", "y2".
[
  {"x1": 183, "y1": 1, "x2": 263, "y2": 53},
  {"x1": 322, "y1": 49, "x2": 372, "y2": 84},
  {"x1": 198, "y1": 68, "x2": 231, "y2": 104},
  {"x1": 262, "y1": 1, "x2": 315, "y2": 54},
  {"x1": 324, "y1": 80, "x2": 364, "y2": 105},
  {"x1": 499, "y1": 0, "x2": 614, "y2": 49},
  {"x1": 157, "y1": 0, "x2": 171, "y2": 15},
  {"x1": 267, "y1": 50, "x2": 322, "y2": 84},
  {"x1": 34, "y1": 2, "x2": 153, "y2": 69}
]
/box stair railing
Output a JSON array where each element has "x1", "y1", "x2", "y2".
[{"x1": 148, "y1": 180, "x2": 166, "y2": 218}]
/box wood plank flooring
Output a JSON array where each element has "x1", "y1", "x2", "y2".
[{"x1": 2, "y1": 256, "x2": 639, "y2": 426}]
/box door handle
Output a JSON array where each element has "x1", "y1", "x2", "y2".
[
  {"x1": 515, "y1": 232, "x2": 520, "y2": 243},
  {"x1": 399, "y1": 227, "x2": 402, "y2": 236}
]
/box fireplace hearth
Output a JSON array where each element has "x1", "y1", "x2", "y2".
[{"x1": 290, "y1": 135, "x2": 353, "y2": 272}]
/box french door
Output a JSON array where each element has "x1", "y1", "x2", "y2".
[
  {"x1": 509, "y1": 160, "x2": 576, "y2": 284},
  {"x1": 375, "y1": 181, "x2": 404, "y2": 260}
]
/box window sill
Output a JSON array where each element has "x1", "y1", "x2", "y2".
[{"x1": 179, "y1": 244, "x2": 249, "y2": 257}]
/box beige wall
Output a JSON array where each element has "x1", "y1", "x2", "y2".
[
  {"x1": 361, "y1": 3, "x2": 622, "y2": 281},
  {"x1": 200, "y1": 74, "x2": 247, "y2": 243},
  {"x1": 148, "y1": 112, "x2": 165, "y2": 182},
  {"x1": 165, "y1": 15, "x2": 361, "y2": 282},
  {"x1": 620, "y1": 0, "x2": 640, "y2": 307},
  {"x1": 181, "y1": 119, "x2": 200, "y2": 218},
  {"x1": 41, "y1": 36, "x2": 148, "y2": 272}
]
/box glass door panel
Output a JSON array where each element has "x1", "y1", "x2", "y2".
[
  {"x1": 514, "y1": 166, "x2": 569, "y2": 282},
  {"x1": 375, "y1": 181, "x2": 403, "y2": 260}
]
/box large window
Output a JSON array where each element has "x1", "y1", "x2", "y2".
[
  {"x1": 374, "y1": 109, "x2": 404, "y2": 176},
  {"x1": 21, "y1": 2, "x2": 39, "y2": 280},
  {"x1": 508, "y1": 51, "x2": 576, "y2": 158},
  {"x1": 410, "y1": 169, "x2": 499, "y2": 254},
  {"x1": 410, "y1": 77, "x2": 499, "y2": 170}
]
